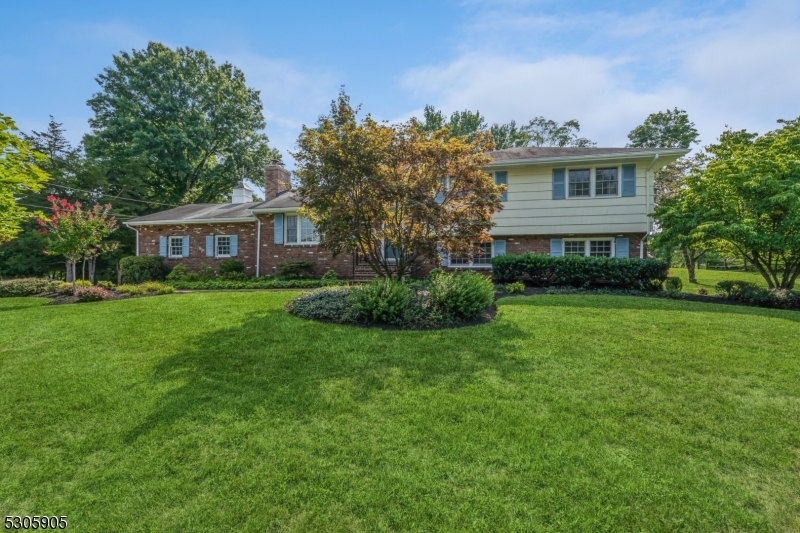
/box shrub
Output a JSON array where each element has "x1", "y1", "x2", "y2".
[
  {"x1": 664, "y1": 276, "x2": 683, "y2": 291},
  {"x1": 320, "y1": 269, "x2": 339, "y2": 284},
  {"x1": 350, "y1": 278, "x2": 412, "y2": 323},
  {"x1": 506, "y1": 281, "x2": 525, "y2": 294},
  {"x1": 276, "y1": 259, "x2": 316, "y2": 279},
  {"x1": 715, "y1": 280, "x2": 759, "y2": 299},
  {"x1": 166, "y1": 264, "x2": 190, "y2": 281},
  {"x1": 54, "y1": 280, "x2": 92, "y2": 295},
  {"x1": 491, "y1": 253, "x2": 668, "y2": 290},
  {"x1": 116, "y1": 284, "x2": 145, "y2": 295},
  {"x1": 697, "y1": 287, "x2": 709, "y2": 295},
  {"x1": 198, "y1": 263, "x2": 217, "y2": 281},
  {"x1": 219, "y1": 271, "x2": 250, "y2": 281},
  {"x1": 0, "y1": 278, "x2": 53, "y2": 297},
  {"x1": 75, "y1": 286, "x2": 110, "y2": 302},
  {"x1": 139, "y1": 281, "x2": 175, "y2": 295},
  {"x1": 96, "y1": 281, "x2": 115, "y2": 290},
  {"x1": 429, "y1": 271, "x2": 495, "y2": 319},
  {"x1": 715, "y1": 280, "x2": 800, "y2": 310},
  {"x1": 219, "y1": 259, "x2": 245, "y2": 276},
  {"x1": 287, "y1": 286, "x2": 356, "y2": 322},
  {"x1": 120, "y1": 256, "x2": 170, "y2": 284}
]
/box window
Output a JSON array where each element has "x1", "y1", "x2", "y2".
[
  {"x1": 168, "y1": 236, "x2": 184, "y2": 258},
  {"x1": 216, "y1": 235, "x2": 231, "y2": 257},
  {"x1": 564, "y1": 240, "x2": 586, "y2": 256},
  {"x1": 451, "y1": 242, "x2": 494, "y2": 267},
  {"x1": 286, "y1": 215, "x2": 319, "y2": 244},
  {"x1": 568, "y1": 169, "x2": 590, "y2": 197},
  {"x1": 564, "y1": 238, "x2": 613, "y2": 257},
  {"x1": 589, "y1": 240, "x2": 612, "y2": 257},
  {"x1": 595, "y1": 167, "x2": 618, "y2": 196}
]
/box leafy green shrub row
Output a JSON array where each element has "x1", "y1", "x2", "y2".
[
  {"x1": 491, "y1": 253, "x2": 668, "y2": 290},
  {"x1": 715, "y1": 281, "x2": 800, "y2": 310},
  {"x1": 120, "y1": 256, "x2": 170, "y2": 284},
  {"x1": 116, "y1": 282, "x2": 175, "y2": 295},
  {"x1": 0, "y1": 278, "x2": 54, "y2": 297},
  {"x1": 287, "y1": 271, "x2": 494, "y2": 329},
  {"x1": 276, "y1": 259, "x2": 317, "y2": 279},
  {"x1": 167, "y1": 279, "x2": 349, "y2": 290}
]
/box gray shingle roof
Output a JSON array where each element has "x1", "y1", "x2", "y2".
[
  {"x1": 250, "y1": 191, "x2": 303, "y2": 210},
  {"x1": 126, "y1": 202, "x2": 260, "y2": 225},
  {"x1": 486, "y1": 147, "x2": 687, "y2": 162}
]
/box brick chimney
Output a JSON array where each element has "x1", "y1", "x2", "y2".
[{"x1": 264, "y1": 159, "x2": 290, "y2": 200}]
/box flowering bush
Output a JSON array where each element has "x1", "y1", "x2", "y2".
[{"x1": 75, "y1": 286, "x2": 111, "y2": 302}]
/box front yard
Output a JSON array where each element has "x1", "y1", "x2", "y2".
[{"x1": 1, "y1": 292, "x2": 799, "y2": 531}]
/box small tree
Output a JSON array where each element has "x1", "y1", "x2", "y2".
[
  {"x1": 38, "y1": 196, "x2": 118, "y2": 289},
  {"x1": 295, "y1": 92, "x2": 504, "y2": 279}
]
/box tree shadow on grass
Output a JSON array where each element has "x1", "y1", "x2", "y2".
[
  {"x1": 124, "y1": 308, "x2": 531, "y2": 442},
  {"x1": 499, "y1": 293, "x2": 800, "y2": 323}
]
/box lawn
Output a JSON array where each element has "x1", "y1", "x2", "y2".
[
  {"x1": 668, "y1": 267, "x2": 768, "y2": 294},
  {"x1": 1, "y1": 292, "x2": 799, "y2": 532}
]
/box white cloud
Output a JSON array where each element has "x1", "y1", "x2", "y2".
[{"x1": 401, "y1": 0, "x2": 800, "y2": 147}]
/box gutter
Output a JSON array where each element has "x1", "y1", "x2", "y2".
[
  {"x1": 485, "y1": 149, "x2": 688, "y2": 168},
  {"x1": 124, "y1": 223, "x2": 140, "y2": 256},
  {"x1": 256, "y1": 218, "x2": 261, "y2": 277},
  {"x1": 126, "y1": 217, "x2": 257, "y2": 226}
]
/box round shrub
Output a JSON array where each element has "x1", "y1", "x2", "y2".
[
  {"x1": 166, "y1": 264, "x2": 191, "y2": 281},
  {"x1": 219, "y1": 259, "x2": 245, "y2": 275},
  {"x1": 75, "y1": 286, "x2": 111, "y2": 302},
  {"x1": 96, "y1": 281, "x2": 115, "y2": 290},
  {"x1": 115, "y1": 284, "x2": 145, "y2": 295},
  {"x1": 321, "y1": 269, "x2": 339, "y2": 284},
  {"x1": 287, "y1": 286, "x2": 355, "y2": 322},
  {"x1": 350, "y1": 278, "x2": 412, "y2": 323},
  {"x1": 506, "y1": 281, "x2": 525, "y2": 294},
  {"x1": 139, "y1": 281, "x2": 175, "y2": 295},
  {"x1": 697, "y1": 287, "x2": 709, "y2": 295},
  {"x1": 0, "y1": 278, "x2": 53, "y2": 297},
  {"x1": 276, "y1": 259, "x2": 316, "y2": 280},
  {"x1": 120, "y1": 256, "x2": 169, "y2": 284},
  {"x1": 429, "y1": 271, "x2": 494, "y2": 319},
  {"x1": 664, "y1": 276, "x2": 683, "y2": 291}
]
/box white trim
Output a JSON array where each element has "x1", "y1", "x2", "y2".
[
  {"x1": 126, "y1": 217, "x2": 256, "y2": 226},
  {"x1": 167, "y1": 235, "x2": 184, "y2": 258},
  {"x1": 256, "y1": 218, "x2": 261, "y2": 277},
  {"x1": 134, "y1": 229, "x2": 139, "y2": 256},
  {"x1": 284, "y1": 214, "x2": 320, "y2": 245},
  {"x1": 563, "y1": 237, "x2": 615, "y2": 258},
  {"x1": 566, "y1": 165, "x2": 622, "y2": 199},
  {"x1": 484, "y1": 149, "x2": 689, "y2": 168},
  {"x1": 214, "y1": 235, "x2": 233, "y2": 258}
]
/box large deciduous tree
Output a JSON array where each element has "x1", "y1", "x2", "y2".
[
  {"x1": 627, "y1": 108, "x2": 700, "y2": 150},
  {"x1": 655, "y1": 119, "x2": 800, "y2": 289},
  {"x1": 84, "y1": 42, "x2": 279, "y2": 205},
  {"x1": 295, "y1": 92, "x2": 504, "y2": 279},
  {"x1": 0, "y1": 113, "x2": 49, "y2": 243}
]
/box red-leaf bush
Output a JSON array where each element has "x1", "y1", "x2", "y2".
[{"x1": 75, "y1": 286, "x2": 111, "y2": 302}]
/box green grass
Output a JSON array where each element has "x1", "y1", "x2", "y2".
[
  {"x1": 668, "y1": 267, "x2": 768, "y2": 294},
  {"x1": 1, "y1": 293, "x2": 799, "y2": 532}
]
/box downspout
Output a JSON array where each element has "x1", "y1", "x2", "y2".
[
  {"x1": 640, "y1": 154, "x2": 660, "y2": 258},
  {"x1": 125, "y1": 223, "x2": 140, "y2": 256},
  {"x1": 256, "y1": 218, "x2": 262, "y2": 277}
]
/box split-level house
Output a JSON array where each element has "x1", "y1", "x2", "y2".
[{"x1": 126, "y1": 147, "x2": 689, "y2": 279}]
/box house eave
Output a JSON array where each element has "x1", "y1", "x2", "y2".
[
  {"x1": 484, "y1": 148, "x2": 690, "y2": 168},
  {"x1": 125, "y1": 217, "x2": 256, "y2": 227}
]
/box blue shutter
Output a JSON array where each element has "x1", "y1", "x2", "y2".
[
  {"x1": 159, "y1": 236, "x2": 167, "y2": 257},
  {"x1": 615, "y1": 237, "x2": 629, "y2": 258},
  {"x1": 552, "y1": 168, "x2": 566, "y2": 199},
  {"x1": 182, "y1": 236, "x2": 190, "y2": 258},
  {"x1": 274, "y1": 214, "x2": 284, "y2": 244},
  {"x1": 494, "y1": 171, "x2": 508, "y2": 201},
  {"x1": 206, "y1": 236, "x2": 214, "y2": 257},
  {"x1": 230, "y1": 235, "x2": 238, "y2": 257},
  {"x1": 550, "y1": 238, "x2": 563, "y2": 257},
  {"x1": 493, "y1": 240, "x2": 506, "y2": 257},
  {"x1": 622, "y1": 164, "x2": 636, "y2": 197}
]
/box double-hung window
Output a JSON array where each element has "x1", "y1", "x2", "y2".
[
  {"x1": 286, "y1": 215, "x2": 319, "y2": 244},
  {"x1": 563, "y1": 238, "x2": 613, "y2": 257},
  {"x1": 568, "y1": 169, "x2": 591, "y2": 197},
  {"x1": 451, "y1": 242, "x2": 494, "y2": 267},
  {"x1": 215, "y1": 236, "x2": 231, "y2": 257},
  {"x1": 168, "y1": 236, "x2": 184, "y2": 258},
  {"x1": 595, "y1": 167, "x2": 619, "y2": 196}
]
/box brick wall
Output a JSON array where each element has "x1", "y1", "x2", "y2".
[{"x1": 502, "y1": 233, "x2": 647, "y2": 258}]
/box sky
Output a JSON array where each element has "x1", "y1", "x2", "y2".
[{"x1": 2, "y1": 0, "x2": 799, "y2": 169}]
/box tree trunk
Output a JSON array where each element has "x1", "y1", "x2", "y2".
[
  {"x1": 66, "y1": 261, "x2": 75, "y2": 283},
  {"x1": 88, "y1": 257, "x2": 97, "y2": 284},
  {"x1": 81, "y1": 259, "x2": 86, "y2": 281},
  {"x1": 681, "y1": 249, "x2": 697, "y2": 283},
  {"x1": 70, "y1": 261, "x2": 77, "y2": 292},
  {"x1": 116, "y1": 261, "x2": 122, "y2": 285}
]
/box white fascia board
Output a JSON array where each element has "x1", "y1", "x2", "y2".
[
  {"x1": 248, "y1": 207, "x2": 300, "y2": 214},
  {"x1": 125, "y1": 217, "x2": 256, "y2": 226},
  {"x1": 484, "y1": 149, "x2": 690, "y2": 169}
]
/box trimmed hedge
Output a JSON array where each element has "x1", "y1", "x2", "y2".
[
  {"x1": 491, "y1": 253, "x2": 668, "y2": 290},
  {"x1": 120, "y1": 256, "x2": 170, "y2": 284},
  {"x1": 715, "y1": 280, "x2": 800, "y2": 310},
  {"x1": 167, "y1": 279, "x2": 349, "y2": 290},
  {"x1": 0, "y1": 278, "x2": 55, "y2": 297}
]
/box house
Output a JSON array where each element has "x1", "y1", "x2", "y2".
[{"x1": 125, "y1": 148, "x2": 689, "y2": 278}]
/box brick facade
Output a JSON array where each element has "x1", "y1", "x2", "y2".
[{"x1": 135, "y1": 221, "x2": 646, "y2": 280}]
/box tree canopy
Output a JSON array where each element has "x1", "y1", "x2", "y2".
[
  {"x1": 0, "y1": 113, "x2": 49, "y2": 244},
  {"x1": 84, "y1": 42, "x2": 279, "y2": 205},
  {"x1": 295, "y1": 92, "x2": 504, "y2": 279},
  {"x1": 627, "y1": 108, "x2": 700, "y2": 149},
  {"x1": 653, "y1": 118, "x2": 800, "y2": 289}
]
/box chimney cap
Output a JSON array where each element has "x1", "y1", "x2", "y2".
[{"x1": 270, "y1": 158, "x2": 283, "y2": 166}]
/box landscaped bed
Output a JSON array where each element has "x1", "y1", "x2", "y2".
[{"x1": 2, "y1": 292, "x2": 800, "y2": 531}]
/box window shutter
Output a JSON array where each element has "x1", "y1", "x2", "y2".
[
  {"x1": 182, "y1": 236, "x2": 190, "y2": 258},
  {"x1": 230, "y1": 235, "x2": 239, "y2": 257},
  {"x1": 206, "y1": 236, "x2": 214, "y2": 257},
  {"x1": 159, "y1": 236, "x2": 167, "y2": 257},
  {"x1": 494, "y1": 171, "x2": 508, "y2": 201},
  {"x1": 550, "y1": 238, "x2": 563, "y2": 257},
  {"x1": 615, "y1": 237, "x2": 629, "y2": 258},
  {"x1": 552, "y1": 168, "x2": 566, "y2": 199},
  {"x1": 274, "y1": 214, "x2": 284, "y2": 244},
  {"x1": 622, "y1": 164, "x2": 636, "y2": 197},
  {"x1": 493, "y1": 240, "x2": 506, "y2": 257}
]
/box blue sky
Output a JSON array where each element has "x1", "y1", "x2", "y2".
[{"x1": 3, "y1": 0, "x2": 798, "y2": 167}]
